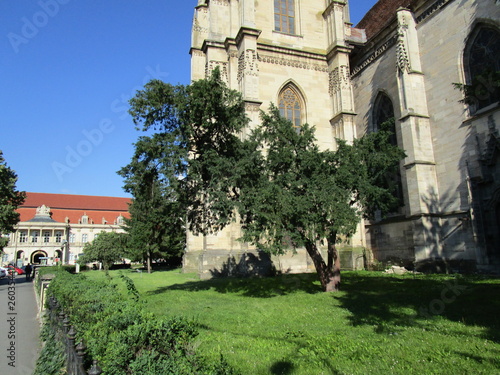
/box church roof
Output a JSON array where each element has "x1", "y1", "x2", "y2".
[
  {"x1": 356, "y1": 0, "x2": 417, "y2": 40},
  {"x1": 18, "y1": 192, "x2": 131, "y2": 224}
]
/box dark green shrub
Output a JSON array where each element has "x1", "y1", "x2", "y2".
[{"x1": 45, "y1": 269, "x2": 236, "y2": 374}]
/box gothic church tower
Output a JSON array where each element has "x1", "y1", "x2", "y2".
[{"x1": 185, "y1": 0, "x2": 367, "y2": 277}]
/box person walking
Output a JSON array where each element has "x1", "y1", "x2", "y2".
[{"x1": 25, "y1": 263, "x2": 32, "y2": 281}]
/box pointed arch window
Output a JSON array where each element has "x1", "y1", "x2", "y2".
[
  {"x1": 279, "y1": 85, "x2": 303, "y2": 132},
  {"x1": 373, "y1": 93, "x2": 396, "y2": 146},
  {"x1": 372, "y1": 93, "x2": 404, "y2": 207},
  {"x1": 274, "y1": 0, "x2": 295, "y2": 34},
  {"x1": 464, "y1": 25, "x2": 500, "y2": 113}
]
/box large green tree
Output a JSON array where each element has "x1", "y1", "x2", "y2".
[
  {"x1": 121, "y1": 68, "x2": 248, "y2": 266},
  {"x1": 78, "y1": 231, "x2": 128, "y2": 274},
  {"x1": 0, "y1": 151, "x2": 26, "y2": 252},
  {"x1": 236, "y1": 108, "x2": 405, "y2": 292},
  {"x1": 118, "y1": 134, "x2": 185, "y2": 273}
]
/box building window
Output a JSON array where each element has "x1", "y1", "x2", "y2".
[
  {"x1": 43, "y1": 231, "x2": 50, "y2": 243},
  {"x1": 373, "y1": 93, "x2": 396, "y2": 144},
  {"x1": 55, "y1": 231, "x2": 63, "y2": 243},
  {"x1": 278, "y1": 85, "x2": 303, "y2": 132},
  {"x1": 69, "y1": 233, "x2": 76, "y2": 243},
  {"x1": 82, "y1": 234, "x2": 88, "y2": 243},
  {"x1": 19, "y1": 231, "x2": 27, "y2": 243},
  {"x1": 81, "y1": 214, "x2": 89, "y2": 224},
  {"x1": 116, "y1": 215, "x2": 124, "y2": 225},
  {"x1": 274, "y1": 0, "x2": 295, "y2": 34},
  {"x1": 31, "y1": 231, "x2": 39, "y2": 243},
  {"x1": 372, "y1": 93, "x2": 403, "y2": 207},
  {"x1": 464, "y1": 25, "x2": 500, "y2": 113}
]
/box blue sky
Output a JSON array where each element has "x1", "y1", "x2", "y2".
[{"x1": 1, "y1": 0, "x2": 377, "y2": 198}]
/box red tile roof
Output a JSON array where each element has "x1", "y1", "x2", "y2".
[
  {"x1": 18, "y1": 193, "x2": 131, "y2": 224},
  {"x1": 356, "y1": 0, "x2": 417, "y2": 40}
]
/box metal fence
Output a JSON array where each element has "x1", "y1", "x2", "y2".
[{"x1": 47, "y1": 296, "x2": 102, "y2": 375}]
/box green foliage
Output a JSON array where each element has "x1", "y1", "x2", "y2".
[
  {"x1": 0, "y1": 151, "x2": 25, "y2": 251},
  {"x1": 46, "y1": 269, "x2": 238, "y2": 374},
  {"x1": 94, "y1": 269, "x2": 500, "y2": 375},
  {"x1": 78, "y1": 231, "x2": 127, "y2": 273},
  {"x1": 119, "y1": 271, "x2": 140, "y2": 301},
  {"x1": 453, "y1": 69, "x2": 500, "y2": 110},
  {"x1": 121, "y1": 67, "x2": 249, "y2": 246},
  {"x1": 33, "y1": 322, "x2": 66, "y2": 375},
  {"x1": 235, "y1": 106, "x2": 405, "y2": 290}
]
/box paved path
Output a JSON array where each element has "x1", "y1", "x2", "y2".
[{"x1": 0, "y1": 273, "x2": 41, "y2": 375}]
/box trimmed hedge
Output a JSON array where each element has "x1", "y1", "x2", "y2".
[{"x1": 44, "y1": 269, "x2": 237, "y2": 374}]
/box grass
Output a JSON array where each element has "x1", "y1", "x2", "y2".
[{"x1": 85, "y1": 269, "x2": 500, "y2": 375}]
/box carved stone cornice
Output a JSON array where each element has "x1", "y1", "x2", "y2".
[
  {"x1": 190, "y1": 48, "x2": 205, "y2": 57},
  {"x1": 209, "y1": 0, "x2": 230, "y2": 6},
  {"x1": 351, "y1": 34, "x2": 398, "y2": 77},
  {"x1": 415, "y1": 0, "x2": 454, "y2": 24},
  {"x1": 323, "y1": 0, "x2": 347, "y2": 18},
  {"x1": 235, "y1": 27, "x2": 262, "y2": 47},
  {"x1": 326, "y1": 44, "x2": 353, "y2": 61},
  {"x1": 258, "y1": 53, "x2": 328, "y2": 73},
  {"x1": 201, "y1": 39, "x2": 226, "y2": 54},
  {"x1": 244, "y1": 100, "x2": 263, "y2": 112}
]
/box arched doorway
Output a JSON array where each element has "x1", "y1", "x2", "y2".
[{"x1": 31, "y1": 250, "x2": 48, "y2": 265}]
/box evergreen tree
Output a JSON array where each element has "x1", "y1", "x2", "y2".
[
  {"x1": 120, "y1": 68, "x2": 248, "y2": 271},
  {"x1": 236, "y1": 108, "x2": 405, "y2": 291},
  {"x1": 0, "y1": 151, "x2": 26, "y2": 252}
]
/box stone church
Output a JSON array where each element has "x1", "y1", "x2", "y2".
[{"x1": 183, "y1": 0, "x2": 500, "y2": 277}]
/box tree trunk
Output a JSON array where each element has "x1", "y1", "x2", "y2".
[
  {"x1": 146, "y1": 248, "x2": 152, "y2": 274},
  {"x1": 326, "y1": 233, "x2": 341, "y2": 292},
  {"x1": 304, "y1": 239, "x2": 339, "y2": 292}
]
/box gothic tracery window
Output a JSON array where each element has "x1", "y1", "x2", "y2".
[
  {"x1": 278, "y1": 85, "x2": 303, "y2": 132},
  {"x1": 464, "y1": 25, "x2": 500, "y2": 112},
  {"x1": 274, "y1": 0, "x2": 295, "y2": 34}
]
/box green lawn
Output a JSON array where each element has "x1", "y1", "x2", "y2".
[{"x1": 86, "y1": 269, "x2": 500, "y2": 375}]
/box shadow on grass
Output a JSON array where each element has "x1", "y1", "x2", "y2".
[
  {"x1": 270, "y1": 361, "x2": 294, "y2": 375},
  {"x1": 335, "y1": 272, "x2": 500, "y2": 342},
  {"x1": 146, "y1": 272, "x2": 322, "y2": 298}
]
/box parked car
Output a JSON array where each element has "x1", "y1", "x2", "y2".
[
  {"x1": 0, "y1": 267, "x2": 7, "y2": 279},
  {"x1": 6, "y1": 265, "x2": 25, "y2": 275}
]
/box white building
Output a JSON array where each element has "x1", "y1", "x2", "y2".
[{"x1": 2, "y1": 193, "x2": 130, "y2": 267}]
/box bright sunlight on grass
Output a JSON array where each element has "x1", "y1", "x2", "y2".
[{"x1": 86, "y1": 269, "x2": 500, "y2": 374}]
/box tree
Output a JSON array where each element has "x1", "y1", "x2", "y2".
[
  {"x1": 118, "y1": 135, "x2": 185, "y2": 274},
  {"x1": 236, "y1": 107, "x2": 405, "y2": 292},
  {"x1": 120, "y1": 68, "x2": 248, "y2": 267},
  {"x1": 78, "y1": 231, "x2": 127, "y2": 274},
  {"x1": 0, "y1": 151, "x2": 26, "y2": 252}
]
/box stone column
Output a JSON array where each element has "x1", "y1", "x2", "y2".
[{"x1": 395, "y1": 8, "x2": 440, "y2": 260}]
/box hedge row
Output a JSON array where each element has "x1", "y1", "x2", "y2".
[{"x1": 42, "y1": 269, "x2": 237, "y2": 375}]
